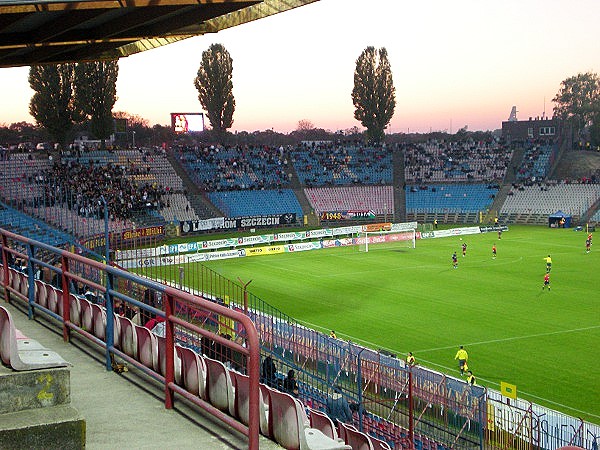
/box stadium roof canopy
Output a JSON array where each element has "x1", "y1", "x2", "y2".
[{"x1": 0, "y1": 0, "x2": 318, "y2": 68}]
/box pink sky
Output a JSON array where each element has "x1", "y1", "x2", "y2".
[{"x1": 0, "y1": 0, "x2": 598, "y2": 134}]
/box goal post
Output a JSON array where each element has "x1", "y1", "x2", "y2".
[{"x1": 358, "y1": 228, "x2": 417, "y2": 252}]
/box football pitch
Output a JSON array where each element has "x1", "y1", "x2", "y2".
[{"x1": 169, "y1": 225, "x2": 600, "y2": 423}]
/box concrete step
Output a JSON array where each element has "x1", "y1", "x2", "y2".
[
  {"x1": 0, "y1": 404, "x2": 85, "y2": 450},
  {"x1": 0, "y1": 367, "x2": 71, "y2": 414}
]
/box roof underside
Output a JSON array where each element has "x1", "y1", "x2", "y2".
[{"x1": 0, "y1": 0, "x2": 318, "y2": 68}]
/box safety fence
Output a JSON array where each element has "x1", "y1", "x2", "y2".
[{"x1": 125, "y1": 243, "x2": 599, "y2": 449}]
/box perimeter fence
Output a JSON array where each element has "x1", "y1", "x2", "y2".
[{"x1": 128, "y1": 251, "x2": 599, "y2": 450}]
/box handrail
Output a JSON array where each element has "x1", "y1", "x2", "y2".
[{"x1": 0, "y1": 227, "x2": 261, "y2": 450}]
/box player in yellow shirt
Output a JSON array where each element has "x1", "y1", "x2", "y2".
[
  {"x1": 454, "y1": 345, "x2": 468, "y2": 376},
  {"x1": 544, "y1": 255, "x2": 552, "y2": 273},
  {"x1": 406, "y1": 352, "x2": 416, "y2": 367}
]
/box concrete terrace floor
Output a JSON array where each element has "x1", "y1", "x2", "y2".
[{"x1": 1, "y1": 299, "x2": 282, "y2": 450}]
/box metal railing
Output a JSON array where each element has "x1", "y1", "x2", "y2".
[{"x1": 0, "y1": 227, "x2": 262, "y2": 450}]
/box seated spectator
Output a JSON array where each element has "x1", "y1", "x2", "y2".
[
  {"x1": 326, "y1": 385, "x2": 353, "y2": 425},
  {"x1": 283, "y1": 369, "x2": 299, "y2": 398},
  {"x1": 261, "y1": 355, "x2": 277, "y2": 388}
]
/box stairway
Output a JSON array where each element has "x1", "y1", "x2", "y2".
[
  {"x1": 285, "y1": 157, "x2": 318, "y2": 226},
  {"x1": 504, "y1": 144, "x2": 527, "y2": 184},
  {"x1": 0, "y1": 366, "x2": 85, "y2": 449},
  {"x1": 393, "y1": 146, "x2": 406, "y2": 222}
]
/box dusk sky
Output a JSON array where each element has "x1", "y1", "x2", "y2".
[{"x1": 0, "y1": 0, "x2": 598, "y2": 134}]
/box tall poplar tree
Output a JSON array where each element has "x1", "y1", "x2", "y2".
[
  {"x1": 193, "y1": 43, "x2": 235, "y2": 136},
  {"x1": 29, "y1": 63, "x2": 80, "y2": 149},
  {"x1": 74, "y1": 60, "x2": 119, "y2": 147},
  {"x1": 553, "y1": 72, "x2": 600, "y2": 143},
  {"x1": 351, "y1": 46, "x2": 396, "y2": 144}
]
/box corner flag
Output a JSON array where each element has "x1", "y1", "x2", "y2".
[{"x1": 500, "y1": 381, "x2": 517, "y2": 399}]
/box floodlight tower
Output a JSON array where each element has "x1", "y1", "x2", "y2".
[{"x1": 508, "y1": 106, "x2": 518, "y2": 122}]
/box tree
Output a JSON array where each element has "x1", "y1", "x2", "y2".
[
  {"x1": 553, "y1": 72, "x2": 600, "y2": 142},
  {"x1": 29, "y1": 63, "x2": 80, "y2": 148},
  {"x1": 351, "y1": 46, "x2": 396, "y2": 144},
  {"x1": 194, "y1": 44, "x2": 235, "y2": 136},
  {"x1": 297, "y1": 119, "x2": 315, "y2": 131},
  {"x1": 74, "y1": 60, "x2": 119, "y2": 148}
]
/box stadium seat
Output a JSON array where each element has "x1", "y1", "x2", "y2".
[
  {"x1": 79, "y1": 297, "x2": 93, "y2": 333},
  {"x1": 267, "y1": 386, "x2": 351, "y2": 450},
  {"x1": 370, "y1": 435, "x2": 392, "y2": 450},
  {"x1": 229, "y1": 370, "x2": 263, "y2": 428},
  {"x1": 308, "y1": 407, "x2": 345, "y2": 442},
  {"x1": 47, "y1": 285, "x2": 59, "y2": 314},
  {"x1": 34, "y1": 279, "x2": 47, "y2": 308},
  {"x1": 155, "y1": 335, "x2": 182, "y2": 385},
  {"x1": 135, "y1": 324, "x2": 158, "y2": 370},
  {"x1": 91, "y1": 304, "x2": 107, "y2": 341},
  {"x1": 338, "y1": 422, "x2": 374, "y2": 450},
  {"x1": 16, "y1": 271, "x2": 28, "y2": 297},
  {"x1": 68, "y1": 293, "x2": 81, "y2": 327},
  {"x1": 0, "y1": 305, "x2": 70, "y2": 371},
  {"x1": 203, "y1": 356, "x2": 234, "y2": 413},
  {"x1": 176, "y1": 345, "x2": 207, "y2": 399},
  {"x1": 116, "y1": 315, "x2": 138, "y2": 359},
  {"x1": 259, "y1": 383, "x2": 272, "y2": 437},
  {"x1": 9, "y1": 268, "x2": 21, "y2": 293}
]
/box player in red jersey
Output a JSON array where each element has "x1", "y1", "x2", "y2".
[
  {"x1": 542, "y1": 273, "x2": 550, "y2": 290},
  {"x1": 586, "y1": 238, "x2": 591, "y2": 253}
]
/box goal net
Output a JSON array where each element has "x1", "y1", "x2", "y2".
[{"x1": 358, "y1": 228, "x2": 416, "y2": 252}]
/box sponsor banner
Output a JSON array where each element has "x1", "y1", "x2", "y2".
[
  {"x1": 79, "y1": 233, "x2": 109, "y2": 251},
  {"x1": 181, "y1": 217, "x2": 225, "y2": 233},
  {"x1": 199, "y1": 238, "x2": 237, "y2": 250},
  {"x1": 237, "y1": 213, "x2": 297, "y2": 228},
  {"x1": 122, "y1": 226, "x2": 165, "y2": 240},
  {"x1": 238, "y1": 235, "x2": 271, "y2": 246},
  {"x1": 188, "y1": 249, "x2": 241, "y2": 262},
  {"x1": 333, "y1": 225, "x2": 363, "y2": 236},
  {"x1": 180, "y1": 213, "x2": 296, "y2": 234},
  {"x1": 245, "y1": 245, "x2": 285, "y2": 257},
  {"x1": 362, "y1": 223, "x2": 392, "y2": 232},
  {"x1": 420, "y1": 231, "x2": 435, "y2": 239},
  {"x1": 479, "y1": 225, "x2": 509, "y2": 233},
  {"x1": 433, "y1": 226, "x2": 481, "y2": 238},
  {"x1": 116, "y1": 247, "x2": 157, "y2": 261},
  {"x1": 320, "y1": 210, "x2": 376, "y2": 221},
  {"x1": 391, "y1": 221, "x2": 418, "y2": 232},
  {"x1": 285, "y1": 242, "x2": 322, "y2": 252},
  {"x1": 304, "y1": 229, "x2": 332, "y2": 238},
  {"x1": 124, "y1": 249, "x2": 243, "y2": 268},
  {"x1": 321, "y1": 237, "x2": 354, "y2": 248},
  {"x1": 273, "y1": 231, "x2": 304, "y2": 241}
]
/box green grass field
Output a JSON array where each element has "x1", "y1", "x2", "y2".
[{"x1": 171, "y1": 225, "x2": 600, "y2": 423}]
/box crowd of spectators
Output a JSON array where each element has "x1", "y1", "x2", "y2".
[
  {"x1": 178, "y1": 144, "x2": 290, "y2": 191},
  {"x1": 291, "y1": 141, "x2": 392, "y2": 186},
  {"x1": 403, "y1": 139, "x2": 512, "y2": 183},
  {"x1": 32, "y1": 159, "x2": 167, "y2": 221}
]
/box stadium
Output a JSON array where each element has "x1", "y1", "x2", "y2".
[
  {"x1": 1, "y1": 2, "x2": 600, "y2": 450},
  {"x1": 2, "y1": 122, "x2": 599, "y2": 449}
]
